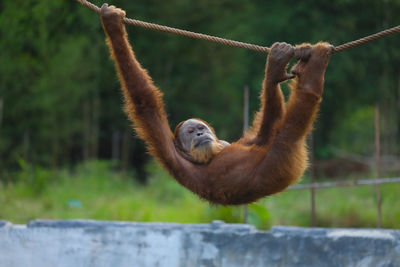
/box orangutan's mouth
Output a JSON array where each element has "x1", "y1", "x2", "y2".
[{"x1": 194, "y1": 137, "x2": 213, "y2": 148}]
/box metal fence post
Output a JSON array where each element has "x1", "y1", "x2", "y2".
[
  {"x1": 310, "y1": 133, "x2": 316, "y2": 226},
  {"x1": 243, "y1": 85, "x2": 249, "y2": 223},
  {"x1": 375, "y1": 105, "x2": 382, "y2": 228},
  {"x1": 0, "y1": 97, "x2": 3, "y2": 128}
]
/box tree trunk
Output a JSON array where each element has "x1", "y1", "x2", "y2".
[
  {"x1": 121, "y1": 131, "x2": 131, "y2": 174},
  {"x1": 112, "y1": 130, "x2": 121, "y2": 161},
  {"x1": 0, "y1": 97, "x2": 3, "y2": 128},
  {"x1": 23, "y1": 131, "x2": 30, "y2": 164},
  {"x1": 90, "y1": 96, "x2": 100, "y2": 159},
  {"x1": 83, "y1": 102, "x2": 90, "y2": 161}
]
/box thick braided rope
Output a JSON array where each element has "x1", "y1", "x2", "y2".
[
  {"x1": 332, "y1": 24, "x2": 400, "y2": 53},
  {"x1": 123, "y1": 17, "x2": 270, "y2": 53},
  {"x1": 75, "y1": 0, "x2": 270, "y2": 53},
  {"x1": 76, "y1": 0, "x2": 400, "y2": 54}
]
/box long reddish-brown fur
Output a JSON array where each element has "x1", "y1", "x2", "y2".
[{"x1": 100, "y1": 5, "x2": 331, "y2": 205}]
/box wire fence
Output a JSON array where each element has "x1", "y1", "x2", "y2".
[
  {"x1": 285, "y1": 176, "x2": 400, "y2": 228},
  {"x1": 240, "y1": 88, "x2": 398, "y2": 228},
  {"x1": 285, "y1": 105, "x2": 396, "y2": 228},
  {"x1": 76, "y1": 0, "x2": 400, "y2": 227},
  {"x1": 288, "y1": 177, "x2": 400, "y2": 190}
]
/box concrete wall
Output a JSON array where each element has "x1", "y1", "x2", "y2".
[{"x1": 0, "y1": 219, "x2": 399, "y2": 267}]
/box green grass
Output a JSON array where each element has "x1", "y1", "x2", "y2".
[
  {"x1": 1, "y1": 160, "x2": 399, "y2": 229},
  {"x1": 263, "y1": 184, "x2": 400, "y2": 228}
]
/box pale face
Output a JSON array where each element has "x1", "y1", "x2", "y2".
[{"x1": 178, "y1": 119, "x2": 217, "y2": 152}]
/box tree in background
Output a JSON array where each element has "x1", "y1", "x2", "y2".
[{"x1": 1, "y1": 0, "x2": 399, "y2": 182}]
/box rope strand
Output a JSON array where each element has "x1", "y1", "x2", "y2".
[
  {"x1": 332, "y1": 25, "x2": 400, "y2": 53},
  {"x1": 76, "y1": 0, "x2": 400, "y2": 54},
  {"x1": 123, "y1": 17, "x2": 270, "y2": 53}
]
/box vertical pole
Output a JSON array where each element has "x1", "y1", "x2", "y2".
[
  {"x1": 243, "y1": 85, "x2": 249, "y2": 132},
  {"x1": 121, "y1": 131, "x2": 131, "y2": 175},
  {"x1": 91, "y1": 96, "x2": 100, "y2": 159},
  {"x1": 83, "y1": 102, "x2": 90, "y2": 161},
  {"x1": 375, "y1": 105, "x2": 382, "y2": 228},
  {"x1": 23, "y1": 131, "x2": 30, "y2": 163},
  {"x1": 310, "y1": 133, "x2": 316, "y2": 226},
  {"x1": 0, "y1": 97, "x2": 3, "y2": 128},
  {"x1": 0, "y1": 97, "x2": 2, "y2": 167},
  {"x1": 243, "y1": 85, "x2": 249, "y2": 223},
  {"x1": 112, "y1": 130, "x2": 121, "y2": 161}
]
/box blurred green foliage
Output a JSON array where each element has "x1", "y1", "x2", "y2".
[
  {"x1": 1, "y1": 160, "x2": 399, "y2": 228},
  {"x1": 0, "y1": 0, "x2": 400, "y2": 229},
  {"x1": 16, "y1": 159, "x2": 55, "y2": 194},
  {"x1": 1, "y1": 0, "x2": 400, "y2": 181},
  {"x1": 330, "y1": 106, "x2": 375, "y2": 155}
]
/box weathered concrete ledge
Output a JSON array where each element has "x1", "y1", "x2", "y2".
[{"x1": 0, "y1": 220, "x2": 399, "y2": 267}]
